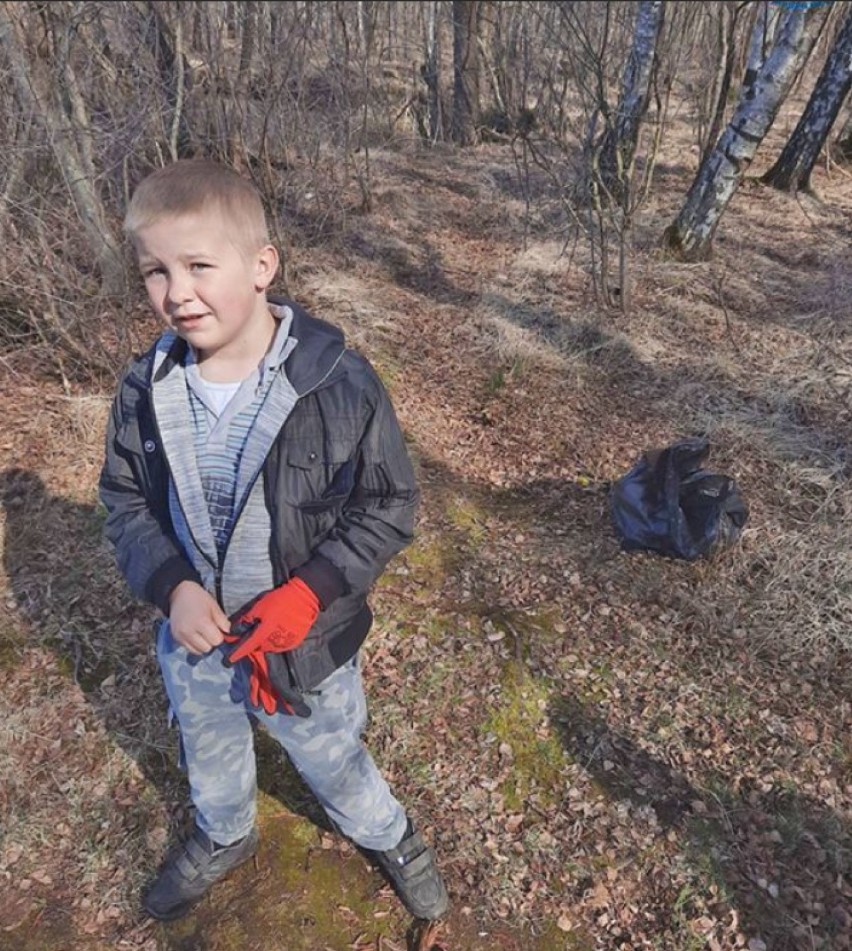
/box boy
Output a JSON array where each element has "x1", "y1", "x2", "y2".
[{"x1": 99, "y1": 159, "x2": 449, "y2": 922}]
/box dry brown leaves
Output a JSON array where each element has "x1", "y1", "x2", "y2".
[{"x1": 2, "y1": 124, "x2": 852, "y2": 950}]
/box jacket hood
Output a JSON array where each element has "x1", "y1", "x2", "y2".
[{"x1": 270, "y1": 296, "x2": 346, "y2": 396}]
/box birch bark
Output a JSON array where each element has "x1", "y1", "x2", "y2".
[
  {"x1": 663, "y1": 7, "x2": 822, "y2": 262},
  {"x1": 762, "y1": 9, "x2": 852, "y2": 193},
  {"x1": 743, "y1": 2, "x2": 782, "y2": 95},
  {"x1": 596, "y1": 0, "x2": 664, "y2": 203}
]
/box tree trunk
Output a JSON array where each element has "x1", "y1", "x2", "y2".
[
  {"x1": 762, "y1": 9, "x2": 852, "y2": 194},
  {"x1": 230, "y1": 0, "x2": 257, "y2": 168},
  {"x1": 0, "y1": 2, "x2": 126, "y2": 295},
  {"x1": 451, "y1": 0, "x2": 480, "y2": 146},
  {"x1": 357, "y1": 0, "x2": 376, "y2": 58},
  {"x1": 743, "y1": 2, "x2": 781, "y2": 96},
  {"x1": 596, "y1": 0, "x2": 664, "y2": 204},
  {"x1": 662, "y1": 7, "x2": 821, "y2": 262},
  {"x1": 700, "y1": 3, "x2": 739, "y2": 164},
  {"x1": 144, "y1": 1, "x2": 194, "y2": 160},
  {"x1": 423, "y1": 0, "x2": 443, "y2": 142}
]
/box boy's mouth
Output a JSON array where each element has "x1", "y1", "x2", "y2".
[{"x1": 173, "y1": 314, "x2": 208, "y2": 330}]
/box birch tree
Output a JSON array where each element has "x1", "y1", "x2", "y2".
[
  {"x1": 699, "y1": 2, "x2": 741, "y2": 164},
  {"x1": 742, "y1": 1, "x2": 782, "y2": 96},
  {"x1": 596, "y1": 0, "x2": 664, "y2": 204},
  {"x1": 663, "y1": 5, "x2": 823, "y2": 262},
  {"x1": 762, "y1": 8, "x2": 852, "y2": 194}
]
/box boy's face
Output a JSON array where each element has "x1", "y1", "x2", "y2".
[{"x1": 133, "y1": 210, "x2": 278, "y2": 364}]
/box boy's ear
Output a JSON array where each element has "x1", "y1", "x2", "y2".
[{"x1": 254, "y1": 244, "x2": 279, "y2": 290}]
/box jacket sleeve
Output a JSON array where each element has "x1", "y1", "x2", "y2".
[
  {"x1": 99, "y1": 376, "x2": 201, "y2": 615},
  {"x1": 293, "y1": 365, "x2": 419, "y2": 606}
]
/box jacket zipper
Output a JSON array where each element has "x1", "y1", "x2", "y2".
[{"x1": 272, "y1": 348, "x2": 345, "y2": 695}]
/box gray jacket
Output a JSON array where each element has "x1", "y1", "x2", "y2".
[{"x1": 99, "y1": 298, "x2": 419, "y2": 692}]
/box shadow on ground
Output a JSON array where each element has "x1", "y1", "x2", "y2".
[{"x1": 550, "y1": 695, "x2": 852, "y2": 950}]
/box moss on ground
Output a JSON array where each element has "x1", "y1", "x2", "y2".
[
  {"x1": 485, "y1": 605, "x2": 567, "y2": 659},
  {"x1": 446, "y1": 495, "x2": 488, "y2": 546},
  {"x1": 532, "y1": 920, "x2": 596, "y2": 950},
  {"x1": 484, "y1": 661, "x2": 569, "y2": 812},
  {"x1": 401, "y1": 534, "x2": 464, "y2": 588},
  {"x1": 161, "y1": 793, "x2": 400, "y2": 951}
]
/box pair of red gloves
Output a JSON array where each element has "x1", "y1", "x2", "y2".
[{"x1": 222, "y1": 577, "x2": 320, "y2": 716}]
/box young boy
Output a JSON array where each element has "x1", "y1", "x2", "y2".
[{"x1": 99, "y1": 159, "x2": 449, "y2": 922}]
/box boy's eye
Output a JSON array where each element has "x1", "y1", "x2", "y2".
[
  {"x1": 142, "y1": 267, "x2": 165, "y2": 279},
  {"x1": 190, "y1": 262, "x2": 210, "y2": 272}
]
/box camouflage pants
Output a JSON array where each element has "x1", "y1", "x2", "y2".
[{"x1": 156, "y1": 621, "x2": 407, "y2": 850}]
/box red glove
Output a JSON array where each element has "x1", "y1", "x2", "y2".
[
  {"x1": 226, "y1": 577, "x2": 320, "y2": 664},
  {"x1": 221, "y1": 640, "x2": 280, "y2": 715}
]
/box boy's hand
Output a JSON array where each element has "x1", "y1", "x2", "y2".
[
  {"x1": 225, "y1": 577, "x2": 320, "y2": 664},
  {"x1": 168, "y1": 581, "x2": 230, "y2": 655}
]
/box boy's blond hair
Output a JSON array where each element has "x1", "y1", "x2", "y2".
[{"x1": 124, "y1": 159, "x2": 270, "y2": 254}]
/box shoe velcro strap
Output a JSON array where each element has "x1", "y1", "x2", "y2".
[
  {"x1": 174, "y1": 835, "x2": 212, "y2": 880},
  {"x1": 395, "y1": 846, "x2": 436, "y2": 881},
  {"x1": 393, "y1": 829, "x2": 426, "y2": 864}
]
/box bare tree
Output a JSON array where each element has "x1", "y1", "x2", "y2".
[
  {"x1": 663, "y1": 5, "x2": 823, "y2": 262},
  {"x1": 596, "y1": 0, "x2": 665, "y2": 204},
  {"x1": 452, "y1": 0, "x2": 480, "y2": 145},
  {"x1": 698, "y1": 2, "x2": 743, "y2": 165},
  {"x1": 143, "y1": 1, "x2": 194, "y2": 160},
  {"x1": 762, "y1": 7, "x2": 852, "y2": 194},
  {"x1": 0, "y1": 1, "x2": 126, "y2": 295},
  {"x1": 357, "y1": 0, "x2": 377, "y2": 57},
  {"x1": 422, "y1": 0, "x2": 444, "y2": 141}
]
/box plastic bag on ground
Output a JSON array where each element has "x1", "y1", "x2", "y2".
[{"x1": 609, "y1": 436, "x2": 748, "y2": 560}]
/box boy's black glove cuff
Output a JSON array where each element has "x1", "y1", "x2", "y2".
[
  {"x1": 293, "y1": 554, "x2": 347, "y2": 610},
  {"x1": 147, "y1": 556, "x2": 203, "y2": 615}
]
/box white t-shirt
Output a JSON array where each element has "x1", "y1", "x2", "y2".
[{"x1": 200, "y1": 378, "x2": 243, "y2": 416}]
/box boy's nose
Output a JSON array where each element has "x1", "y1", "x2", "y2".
[{"x1": 166, "y1": 274, "x2": 195, "y2": 306}]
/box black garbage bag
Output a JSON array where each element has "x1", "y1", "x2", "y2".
[{"x1": 609, "y1": 436, "x2": 748, "y2": 560}]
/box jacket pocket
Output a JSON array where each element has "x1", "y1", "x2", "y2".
[
  {"x1": 282, "y1": 441, "x2": 356, "y2": 512},
  {"x1": 299, "y1": 459, "x2": 356, "y2": 513}
]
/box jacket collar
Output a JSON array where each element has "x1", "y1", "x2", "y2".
[
  {"x1": 269, "y1": 295, "x2": 346, "y2": 396},
  {"x1": 133, "y1": 296, "x2": 346, "y2": 396}
]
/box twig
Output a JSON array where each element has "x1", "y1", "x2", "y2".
[
  {"x1": 712, "y1": 265, "x2": 740, "y2": 353},
  {"x1": 503, "y1": 620, "x2": 524, "y2": 663}
]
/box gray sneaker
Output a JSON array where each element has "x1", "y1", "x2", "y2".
[
  {"x1": 142, "y1": 825, "x2": 259, "y2": 921},
  {"x1": 367, "y1": 819, "x2": 450, "y2": 920}
]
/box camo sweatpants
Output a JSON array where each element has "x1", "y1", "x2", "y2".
[{"x1": 156, "y1": 621, "x2": 407, "y2": 850}]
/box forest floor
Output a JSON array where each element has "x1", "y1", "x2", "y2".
[{"x1": 1, "y1": 105, "x2": 852, "y2": 951}]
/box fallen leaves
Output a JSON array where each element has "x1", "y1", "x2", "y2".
[{"x1": 3, "y1": 135, "x2": 852, "y2": 951}]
